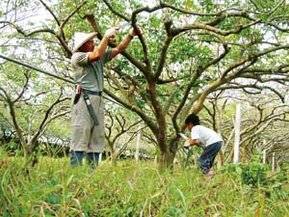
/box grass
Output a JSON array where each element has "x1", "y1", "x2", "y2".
[{"x1": 0, "y1": 150, "x2": 288, "y2": 216}]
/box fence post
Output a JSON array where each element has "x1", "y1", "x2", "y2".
[{"x1": 233, "y1": 102, "x2": 241, "y2": 163}]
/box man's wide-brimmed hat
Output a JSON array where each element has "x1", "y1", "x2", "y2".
[{"x1": 72, "y1": 32, "x2": 98, "y2": 53}]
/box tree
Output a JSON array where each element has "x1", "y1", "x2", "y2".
[
  {"x1": 0, "y1": 62, "x2": 70, "y2": 167},
  {"x1": 203, "y1": 89, "x2": 289, "y2": 166},
  {"x1": 85, "y1": 0, "x2": 289, "y2": 170},
  {"x1": 104, "y1": 106, "x2": 142, "y2": 166},
  {"x1": 2, "y1": 0, "x2": 289, "y2": 170}
]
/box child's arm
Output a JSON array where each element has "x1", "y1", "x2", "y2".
[
  {"x1": 184, "y1": 138, "x2": 200, "y2": 148},
  {"x1": 187, "y1": 138, "x2": 200, "y2": 146}
]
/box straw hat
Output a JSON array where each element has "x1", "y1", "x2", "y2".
[{"x1": 72, "y1": 32, "x2": 98, "y2": 53}]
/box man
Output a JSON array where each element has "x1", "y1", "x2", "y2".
[
  {"x1": 184, "y1": 113, "x2": 223, "y2": 179},
  {"x1": 70, "y1": 27, "x2": 141, "y2": 168}
]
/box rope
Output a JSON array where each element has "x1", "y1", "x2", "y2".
[
  {"x1": 0, "y1": 53, "x2": 74, "y2": 84},
  {"x1": 0, "y1": 53, "x2": 125, "y2": 107}
]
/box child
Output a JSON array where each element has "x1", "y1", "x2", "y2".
[{"x1": 184, "y1": 113, "x2": 223, "y2": 179}]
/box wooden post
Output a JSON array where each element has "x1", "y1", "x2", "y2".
[{"x1": 233, "y1": 102, "x2": 241, "y2": 163}]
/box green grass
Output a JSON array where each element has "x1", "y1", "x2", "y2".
[{"x1": 0, "y1": 152, "x2": 288, "y2": 217}]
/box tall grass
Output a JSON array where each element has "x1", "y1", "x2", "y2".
[{"x1": 0, "y1": 149, "x2": 288, "y2": 216}]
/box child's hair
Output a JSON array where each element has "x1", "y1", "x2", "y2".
[{"x1": 185, "y1": 113, "x2": 200, "y2": 125}]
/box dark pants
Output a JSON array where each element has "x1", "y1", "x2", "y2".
[
  {"x1": 199, "y1": 142, "x2": 222, "y2": 174},
  {"x1": 70, "y1": 151, "x2": 100, "y2": 169}
]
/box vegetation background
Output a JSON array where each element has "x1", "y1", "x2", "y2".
[{"x1": 1, "y1": 0, "x2": 289, "y2": 215}]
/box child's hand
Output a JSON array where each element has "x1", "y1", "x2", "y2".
[
  {"x1": 184, "y1": 140, "x2": 191, "y2": 149},
  {"x1": 187, "y1": 139, "x2": 199, "y2": 146}
]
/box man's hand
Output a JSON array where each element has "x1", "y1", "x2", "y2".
[
  {"x1": 104, "y1": 28, "x2": 117, "y2": 39},
  {"x1": 129, "y1": 27, "x2": 143, "y2": 38},
  {"x1": 110, "y1": 27, "x2": 142, "y2": 58}
]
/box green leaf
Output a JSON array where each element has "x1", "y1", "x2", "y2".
[{"x1": 236, "y1": 166, "x2": 242, "y2": 175}]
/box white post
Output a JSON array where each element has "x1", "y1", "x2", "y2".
[
  {"x1": 233, "y1": 102, "x2": 241, "y2": 163},
  {"x1": 98, "y1": 153, "x2": 102, "y2": 163},
  {"x1": 135, "y1": 125, "x2": 141, "y2": 161},
  {"x1": 262, "y1": 149, "x2": 266, "y2": 164},
  {"x1": 272, "y1": 152, "x2": 275, "y2": 172}
]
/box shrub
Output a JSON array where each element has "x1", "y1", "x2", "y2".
[{"x1": 221, "y1": 162, "x2": 269, "y2": 187}]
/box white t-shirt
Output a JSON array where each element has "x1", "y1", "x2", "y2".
[{"x1": 191, "y1": 125, "x2": 223, "y2": 148}]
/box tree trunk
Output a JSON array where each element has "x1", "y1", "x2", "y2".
[
  {"x1": 156, "y1": 137, "x2": 179, "y2": 172},
  {"x1": 217, "y1": 150, "x2": 224, "y2": 169},
  {"x1": 158, "y1": 151, "x2": 175, "y2": 172},
  {"x1": 263, "y1": 149, "x2": 266, "y2": 164},
  {"x1": 111, "y1": 147, "x2": 117, "y2": 166},
  {"x1": 23, "y1": 143, "x2": 38, "y2": 170},
  {"x1": 108, "y1": 143, "x2": 117, "y2": 166}
]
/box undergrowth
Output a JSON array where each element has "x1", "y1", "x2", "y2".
[{"x1": 0, "y1": 148, "x2": 288, "y2": 217}]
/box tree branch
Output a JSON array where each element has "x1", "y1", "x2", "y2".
[
  {"x1": 38, "y1": 0, "x2": 60, "y2": 26},
  {"x1": 12, "y1": 72, "x2": 30, "y2": 103},
  {"x1": 104, "y1": 88, "x2": 158, "y2": 134}
]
